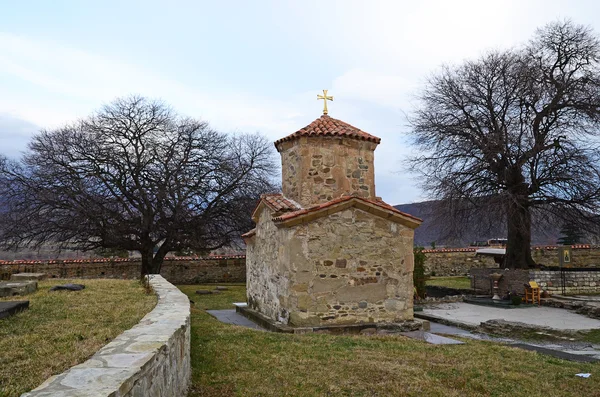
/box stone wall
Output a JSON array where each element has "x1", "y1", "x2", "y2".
[
  {"x1": 469, "y1": 268, "x2": 531, "y2": 296},
  {"x1": 422, "y1": 249, "x2": 496, "y2": 276},
  {"x1": 424, "y1": 245, "x2": 598, "y2": 276},
  {"x1": 246, "y1": 206, "x2": 291, "y2": 322},
  {"x1": 530, "y1": 246, "x2": 600, "y2": 267},
  {"x1": 0, "y1": 256, "x2": 246, "y2": 284},
  {"x1": 470, "y1": 267, "x2": 600, "y2": 295},
  {"x1": 533, "y1": 270, "x2": 600, "y2": 294},
  {"x1": 246, "y1": 206, "x2": 415, "y2": 327},
  {"x1": 277, "y1": 136, "x2": 377, "y2": 207},
  {"x1": 22, "y1": 275, "x2": 190, "y2": 397}
]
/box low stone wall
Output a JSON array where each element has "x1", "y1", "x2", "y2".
[
  {"x1": 534, "y1": 269, "x2": 600, "y2": 294},
  {"x1": 422, "y1": 249, "x2": 495, "y2": 276},
  {"x1": 470, "y1": 267, "x2": 600, "y2": 295},
  {"x1": 470, "y1": 268, "x2": 530, "y2": 296},
  {"x1": 0, "y1": 255, "x2": 246, "y2": 284},
  {"x1": 424, "y1": 245, "x2": 597, "y2": 276},
  {"x1": 22, "y1": 275, "x2": 191, "y2": 397}
]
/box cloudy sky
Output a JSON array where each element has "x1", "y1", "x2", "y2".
[{"x1": 1, "y1": 0, "x2": 600, "y2": 205}]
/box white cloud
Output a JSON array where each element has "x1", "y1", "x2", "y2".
[
  {"x1": 332, "y1": 69, "x2": 416, "y2": 109},
  {"x1": 0, "y1": 33, "x2": 307, "y2": 142},
  {"x1": 2, "y1": 0, "x2": 600, "y2": 204}
]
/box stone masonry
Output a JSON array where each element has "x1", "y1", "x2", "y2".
[
  {"x1": 470, "y1": 267, "x2": 600, "y2": 295},
  {"x1": 244, "y1": 114, "x2": 422, "y2": 327},
  {"x1": 423, "y1": 245, "x2": 600, "y2": 277},
  {"x1": 22, "y1": 275, "x2": 190, "y2": 397},
  {"x1": 422, "y1": 249, "x2": 496, "y2": 276},
  {"x1": 0, "y1": 256, "x2": 245, "y2": 284},
  {"x1": 534, "y1": 270, "x2": 600, "y2": 293},
  {"x1": 278, "y1": 135, "x2": 377, "y2": 206}
]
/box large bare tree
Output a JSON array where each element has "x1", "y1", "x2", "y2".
[
  {"x1": 410, "y1": 20, "x2": 600, "y2": 268},
  {"x1": 0, "y1": 96, "x2": 276, "y2": 275}
]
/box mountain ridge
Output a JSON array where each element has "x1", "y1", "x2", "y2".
[{"x1": 394, "y1": 200, "x2": 562, "y2": 248}]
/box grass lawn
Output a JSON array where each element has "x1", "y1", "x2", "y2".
[
  {"x1": 427, "y1": 276, "x2": 471, "y2": 290},
  {"x1": 0, "y1": 279, "x2": 156, "y2": 397},
  {"x1": 179, "y1": 284, "x2": 599, "y2": 397}
]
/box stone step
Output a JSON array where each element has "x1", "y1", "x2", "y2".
[
  {"x1": 0, "y1": 281, "x2": 38, "y2": 297},
  {"x1": 0, "y1": 301, "x2": 29, "y2": 319},
  {"x1": 10, "y1": 273, "x2": 47, "y2": 281}
]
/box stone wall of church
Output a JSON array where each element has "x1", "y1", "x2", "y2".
[
  {"x1": 245, "y1": 206, "x2": 293, "y2": 322},
  {"x1": 245, "y1": 206, "x2": 415, "y2": 327},
  {"x1": 277, "y1": 136, "x2": 377, "y2": 207},
  {"x1": 284, "y1": 207, "x2": 414, "y2": 326}
]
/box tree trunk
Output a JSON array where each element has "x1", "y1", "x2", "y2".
[
  {"x1": 505, "y1": 198, "x2": 536, "y2": 269},
  {"x1": 150, "y1": 252, "x2": 166, "y2": 274},
  {"x1": 140, "y1": 246, "x2": 153, "y2": 278},
  {"x1": 140, "y1": 243, "x2": 168, "y2": 277}
]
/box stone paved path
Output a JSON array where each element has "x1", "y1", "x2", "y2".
[
  {"x1": 206, "y1": 310, "x2": 265, "y2": 331},
  {"x1": 423, "y1": 302, "x2": 600, "y2": 330},
  {"x1": 430, "y1": 321, "x2": 600, "y2": 362},
  {"x1": 207, "y1": 309, "x2": 465, "y2": 344},
  {"x1": 206, "y1": 308, "x2": 600, "y2": 360},
  {"x1": 400, "y1": 330, "x2": 464, "y2": 344}
]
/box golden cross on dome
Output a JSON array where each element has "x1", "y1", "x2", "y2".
[{"x1": 317, "y1": 89, "x2": 333, "y2": 115}]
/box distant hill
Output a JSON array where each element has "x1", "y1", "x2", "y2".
[
  {"x1": 394, "y1": 201, "x2": 562, "y2": 248},
  {"x1": 0, "y1": 243, "x2": 97, "y2": 261}
]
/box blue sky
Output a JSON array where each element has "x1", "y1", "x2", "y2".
[{"x1": 2, "y1": 0, "x2": 600, "y2": 205}]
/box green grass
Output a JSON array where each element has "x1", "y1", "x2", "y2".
[
  {"x1": 581, "y1": 329, "x2": 600, "y2": 344},
  {"x1": 427, "y1": 276, "x2": 471, "y2": 290},
  {"x1": 179, "y1": 284, "x2": 600, "y2": 397},
  {"x1": 0, "y1": 279, "x2": 157, "y2": 397}
]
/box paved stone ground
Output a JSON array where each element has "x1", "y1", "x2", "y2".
[
  {"x1": 206, "y1": 310, "x2": 266, "y2": 331},
  {"x1": 399, "y1": 330, "x2": 464, "y2": 344},
  {"x1": 554, "y1": 294, "x2": 600, "y2": 302},
  {"x1": 430, "y1": 321, "x2": 600, "y2": 362},
  {"x1": 423, "y1": 302, "x2": 600, "y2": 330},
  {"x1": 208, "y1": 309, "x2": 465, "y2": 344},
  {"x1": 207, "y1": 308, "x2": 600, "y2": 359}
]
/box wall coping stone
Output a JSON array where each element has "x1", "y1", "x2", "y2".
[
  {"x1": 0, "y1": 254, "x2": 246, "y2": 266},
  {"x1": 423, "y1": 244, "x2": 592, "y2": 254},
  {"x1": 21, "y1": 275, "x2": 191, "y2": 397}
]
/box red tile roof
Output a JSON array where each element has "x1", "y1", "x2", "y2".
[
  {"x1": 261, "y1": 193, "x2": 301, "y2": 212},
  {"x1": 245, "y1": 194, "x2": 422, "y2": 236},
  {"x1": 274, "y1": 115, "x2": 381, "y2": 146},
  {"x1": 272, "y1": 195, "x2": 422, "y2": 224},
  {"x1": 250, "y1": 193, "x2": 301, "y2": 222}
]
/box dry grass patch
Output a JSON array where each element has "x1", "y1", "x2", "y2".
[
  {"x1": 180, "y1": 284, "x2": 599, "y2": 397},
  {"x1": 427, "y1": 276, "x2": 471, "y2": 290},
  {"x1": 0, "y1": 279, "x2": 156, "y2": 397}
]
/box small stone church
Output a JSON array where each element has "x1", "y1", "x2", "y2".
[{"x1": 243, "y1": 111, "x2": 421, "y2": 327}]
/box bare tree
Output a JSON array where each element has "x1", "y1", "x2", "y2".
[
  {"x1": 410, "y1": 20, "x2": 600, "y2": 268},
  {"x1": 0, "y1": 96, "x2": 277, "y2": 275}
]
